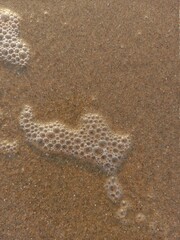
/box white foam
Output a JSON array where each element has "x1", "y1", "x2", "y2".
[
  {"x1": 20, "y1": 105, "x2": 131, "y2": 175},
  {"x1": 0, "y1": 8, "x2": 30, "y2": 66}
]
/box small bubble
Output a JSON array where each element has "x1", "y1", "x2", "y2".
[
  {"x1": 116, "y1": 207, "x2": 127, "y2": 219},
  {"x1": 98, "y1": 140, "x2": 107, "y2": 147},
  {"x1": 135, "y1": 213, "x2": 146, "y2": 224},
  {"x1": 53, "y1": 128, "x2": 60, "y2": 133},
  {"x1": 94, "y1": 147, "x2": 103, "y2": 155},
  {"x1": 46, "y1": 132, "x2": 55, "y2": 139}
]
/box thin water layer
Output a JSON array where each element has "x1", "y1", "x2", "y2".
[{"x1": 0, "y1": 1, "x2": 179, "y2": 240}]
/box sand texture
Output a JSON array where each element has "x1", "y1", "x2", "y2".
[{"x1": 0, "y1": 1, "x2": 179, "y2": 239}]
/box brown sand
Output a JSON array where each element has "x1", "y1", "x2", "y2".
[{"x1": 0, "y1": 1, "x2": 179, "y2": 239}]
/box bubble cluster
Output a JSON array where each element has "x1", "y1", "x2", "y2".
[
  {"x1": 115, "y1": 199, "x2": 131, "y2": 219},
  {"x1": 19, "y1": 105, "x2": 131, "y2": 175},
  {"x1": 104, "y1": 176, "x2": 122, "y2": 202},
  {"x1": 0, "y1": 140, "x2": 18, "y2": 155},
  {"x1": 0, "y1": 8, "x2": 30, "y2": 66}
]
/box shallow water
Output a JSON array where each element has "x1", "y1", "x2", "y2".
[{"x1": 0, "y1": 1, "x2": 179, "y2": 239}]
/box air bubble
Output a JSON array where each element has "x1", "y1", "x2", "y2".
[
  {"x1": 135, "y1": 213, "x2": 146, "y2": 224},
  {"x1": 116, "y1": 207, "x2": 127, "y2": 219}
]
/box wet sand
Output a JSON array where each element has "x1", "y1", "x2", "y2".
[{"x1": 0, "y1": 1, "x2": 179, "y2": 239}]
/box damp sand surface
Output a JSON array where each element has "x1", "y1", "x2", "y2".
[{"x1": 0, "y1": 1, "x2": 179, "y2": 239}]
